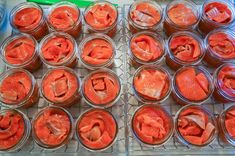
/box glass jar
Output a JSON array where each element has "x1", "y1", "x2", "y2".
[
  {"x1": 39, "y1": 32, "x2": 78, "y2": 68},
  {"x1": 47, "y1": 1, "x2": 82, "y2": 38},
  {"x1": 75, "y1": 108, "x2": 118, "y2": 152},
  {"x1": 131, "y1": 104, "x2": 174, "y2": 147},
  {"x1": 172, "y1": 66, "x2": 214, "y2": 106},
  {"x1": 0, "y1": 68, "x2": 39, "y2": 108},
  {"x1": 32, "y1": 106, "x2": 74, "y2": 150},
  {"x1": 163, "y1": 0, "x2": 200, "y2": 37},
  {"x1": 0, "y1": 109, "x2": 31, "y2": 152},
  {"x1": 218, "y1": 105, "x2": 235, "y2": 146},
  {"x1": 165, "y1": 31, "x2": 205, "y2": 71},
  {"x1": 198, "y1": 0, "x2": 235, "y2": 35},
  {"x1": 204, "y1": 28, "x2": 235, "y2": 68},
  {"x1": 83, "y1": 1, "x2": 118, "y2": 37},
  {"x1": 213, "y1": 63, "x2": 235, "y2": 103},
  {"x1": 10, "y1": 2, "x2": 49, "y2": 40},
  {"x1": 78, "y1": 33, "x2": 116, "y2": 70},
  {"x1": 132, "y1": 65, "x2": 172, "y2": 104},
  {"x1": 81, "y1": 68, "x2": 122, "y2": 108},
  {"x1": 128, "y1": 0, "x2": 163, "y2": 34},
  {"x1": 0, "y1": 33, "x2": 42, "y2": 72},
  {"x1": 128, "y1": 31, "x2": 165, "y2": 68},
  {"x1": 41, "y1": 67, "x2": 81, "y2": 107},
  {"x1": 175, "y1": 104, "x2": 217, "y2": 147}
]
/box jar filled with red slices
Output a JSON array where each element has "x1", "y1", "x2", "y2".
[
  {"x1": 84, "y1": 1, "x2": 118, "y2": 37},
  {"x1": 10, "y1": 2, "x2": 49, "y2": 40},
  {"x1": 166, "y1": 31, "x2": 205, "y2": 71},
  {"x1": 81, "y1": 68, "x2": 122, "y2": 108},
  {"x1": 32, "y1": 106, "x2": 74, "y2": 149},
  {"x1": 0, "y1": 109, "x2": 31, "y2": 152},
  {"x1": 198, "y1": 0, "x2": 235, "y2": 35},
  {"x1": 129, "y1": 31, "x2": 165, "y2": 67},
  {"x1": 0, "y1": 33, "x2": 42, "y2": 72},
  {"x1": 163, "y1": 0, "x2": 200, "y2": 37},
  {"x1": 0, "y1": 68, "x2": 39, "y2": 108},
  {"x1": 41, "y1": 67, "x2": 81, "y2": 107},
  {"x1": 204, "y1": 28, "x2": 235, "y2": 67},
  {"x1": 132, "y1": 65, "x2": 171, "y2": 104},
  {"x1": 172, "y1": 66, "x2": 214, "y2": 106},
  {"x1": 79, "y1": 33, "x2": 116, "y2": 70},
  {"x1": 131, "y1": 104, "x2": 174, "y2": 147},
  {"x1": 75, "y1": 108, "x2": 118, "y2": 151},
  {"x1": 47, "y1": 1, "x2": 82, "y2": 38},
  {"x1": 213, "y1": 63, "x2": 235, "y2": 103},
  {"x1": 128, "y1": 0, "x2": 163, "y2": 34},
  {"x1": 175, "y1": 104, "x2": 217, "y2": 147},
  {"x1": 218, "y1": 105, "x2": 235, "y2": 146},
  {"x1": 39, "y1": 32, "x2": 78, "y2": 68}
]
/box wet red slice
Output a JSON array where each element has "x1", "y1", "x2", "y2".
[
  {"x1": 81, "y1": 39, "x2": 113, "y2": 65},
  {"x1": 42, "y1": 37, "x2": 74, "y2": 63},
  {"x1": 0, "y1": 111, "x2": 25, "y2": 150},
  {"x1": 130, "y1": 3, "x2": 161, "y2": 27},
  {"x1": 225, "y1": 108, "x2": 235, "y2": 139},
  {"x1": 131, "y1": 35, "x2": 163, "y2": 62},
  {"x1": 168, "y1": 4, "x2": 197, "y2": 26},
  {"x1": 85, "y1": 4, "x2": 117, "y2": 29},
  {"x1": 176, "y1": 68, "x2": 209, "y2": 101},
  {"x1": 134, "y1": 69, "x2": 169, "y2": 100},
  {"x1": 5, "y1": 37, "x2": 35, "y2": 65},
  {"x1": 34, "y1": 108, "x2": 71, "y2": 146},
  {"x1": 49, "y1": 6, "x2": 79, "y2": 29},
  {"x1": 178, "y1": 107, "x2": 215, "y2": 145},
  {"x1": 0, "y1": 72, "x2": 32, "y2": 104},
  {"x1": 84, "y1": 72, "x2": 119, "y2": 105},
  {"x1": 133, "y1": 105, "x2": 171, "y2": 144},
  {"x1": 170, "y1": 35, "x2": 201, "y2": 62},
  {"x1": 209, "y1": 32, "x2": 235, "y2": 59},
  {"x1": 217, "y1": 65, "x2": 235, "y2": 98},
  {"x1": 42, "y1": 69, "x2": 78, "y2": 103},
  {"x1": 13, "y1": 8, "x2": 42, "y2": 31},
  {"x1": 78, "y1": 109, "x2": 117, "y2": 149},
  {"x1": 205, "y1": 2, "x2": 232, "y2": 23}
]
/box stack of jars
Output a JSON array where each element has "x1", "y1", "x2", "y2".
[{"x1": 127, "y1": 0, "x2": 235, "y2": 148}]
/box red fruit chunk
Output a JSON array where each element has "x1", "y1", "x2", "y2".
[
  {"x1": 196, "y1": 73, "x2": 209, "y2": 93},
  {"x1": 168, "y1": 4, "x2": 197, "y2": 26}
]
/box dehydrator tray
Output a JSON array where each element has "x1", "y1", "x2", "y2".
[{"x1": 0, "y1": 0, "x2": 235, "y2": 156}]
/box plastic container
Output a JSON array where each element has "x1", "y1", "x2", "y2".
[
  {"x1": 204, "y1": 28, "x2": 235, "y2": 67},
  {"x1": 163, "y1": 0, "x2": 200, "y2": 37},
  {"x1": 132, "y1": 65, "x2": 171, "y2": 104},
  {"x1": 39, "y1": 32, "x2": 78, "y2": 68},
  {"x1": 172, "y1": 66, "x2": 214, "y2": 106},
  {"x1": 0, "y1": 33, "x2": 42, "y2": 72},
  {"x1": 81, "y1": 68, "x2": 122, "y2": 108},
  {"x1": 165, "y1": 31, "x2": 205, "y2": 71},
  {"x1": 78, "y1": 33, "x2": 116, "y2": 70},
  {"x1": 128, "y1": 0, "x2": 163, "y2": 34},
  {"x1": 175, "y1": 104, "x2": 217, "y2": 147},
  {"x1": 0, "y1": 68, "x2": 39, "y2": 108},
  {"x1": 75, "y1": 108, "x2": 118, "y2": 152},
  {"x1": 10, "y1": 2, "x2": 49, "y2": 40},
  {"x1": 131, "y1": 104, "x2": 174, "y2": 147},
  {"x1": 129, "y1": 31, "x2": 165, "y2": 68},
  {"x1": 213, "y1": 63, "x2": 235, "y2": 103},
  {"x1": 31, "y1": 106, "x2": 74, "y2": 150},
  {"x1": 218, "y1": 105, "x2": 235, "y2": 146},
  {"x1": 47, "y1": 1, "x2": 82, "y2": 38},
  {"x1": 41, "y1": 67, "x2": 81, "y2": 107},
  {"x1": 84, "y1": 1, "x2": 118, "y2": 37},
  {"x1": 198, "y1": 0, "x2": 235, "y2": 35},
  {"x1": 0, "y1": 109, "x2": 31, "y2": 152}
]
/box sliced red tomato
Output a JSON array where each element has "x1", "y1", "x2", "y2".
[
  {"x1": 130, "y1": 2, "x2": 161, "y2": 27},
  {"x1": 167, "y1": 4, "x2": 197, "y2": 26}
]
